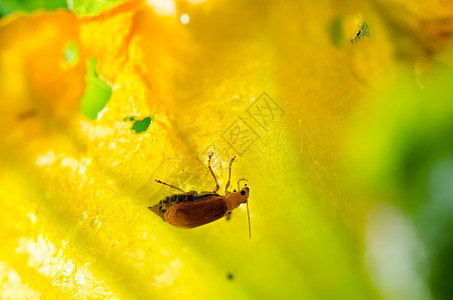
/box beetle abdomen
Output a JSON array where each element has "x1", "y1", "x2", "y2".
[
  {"x1": 164, "y1": 196, "x2": 227, "y2": 228},
  {"x1": 148, "y1": 193, "x2": 219, "y2": 220}
]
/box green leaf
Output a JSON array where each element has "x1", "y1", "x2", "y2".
[
  {"x1": 0, "y1": 0, "x2": 67, "y2": 16},
  {"x1": 131, "y1": 116, "x2": 153, "y2": 133},
  {"x1": 64, "y1": 41, "x2": 79, "y2": 65},
  {"x1": 70, "y1": 0, "x2": 125, "y2": 16},
  {"x1": 80, "y1": 58, "x2": 112, "y2": 120}
]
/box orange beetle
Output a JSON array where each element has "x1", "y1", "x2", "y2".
[{"x1": 149, "y1": 153, "x2": 251, "y2": 238}]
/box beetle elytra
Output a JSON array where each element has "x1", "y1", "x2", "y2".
[{"x1": 148, "y1": 153, "x2": 251, "y2": 238}]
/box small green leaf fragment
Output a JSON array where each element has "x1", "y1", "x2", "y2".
[
  {"x1": 65, "y1": 41, "x2": 79, "y2": 65},
  {"x1": 80, "y1": 58, "x2": 112, "y2": 120},
  {"x1": 329, "y1": 17, "x2": 343, "y2": 46},
  {"x1": 351, "y1": 21, "x2": 370, "y2": 44},
  {"x1": 131, "y1": 116, "x2": 153, "y2": 133},
  {"x1": 71, "y1": 0, "x2": 124, "y2": 16},
  {"x1": 0, "y1": 0, "x2": 67, "y2": 16}
]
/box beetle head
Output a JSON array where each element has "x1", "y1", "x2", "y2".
[
  {"x1": 226, "y1": 185, "x2": 249, "y2": 211},
  {"x1": 239, "y1": 186, "x2": 249, "y2": 203}
]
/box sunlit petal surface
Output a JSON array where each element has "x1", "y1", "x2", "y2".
[{"x1": 1, "y1": 0, "x2": 453, "y2": 299}]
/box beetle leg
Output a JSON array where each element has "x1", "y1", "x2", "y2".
[
  {"x1": 225, "y1": 211, "x2": 232, "y2": 221},
  {"x1": 208, "y1": 152, "x2": 220, "y2": 193},
  {"x1": 224, "y1": 156, "x2": 236, "y2": 194},
  {"x1": 155, "y1": 180, "x2": 190, "y2": 194}
]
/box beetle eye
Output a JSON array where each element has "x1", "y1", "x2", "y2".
[
  {"x1": 240, "y1": 190, "x2": 246, "y2": 196},
  {"x1": 233, "y1": 189, "x2": 236, "y2": 192}
]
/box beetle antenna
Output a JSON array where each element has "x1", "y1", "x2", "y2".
[
  {"x1": 236, "y1": 178, "x2": 250, "y2": 238},
  {"x1": 237, "y1": 178, "x2": 248, "y2": 191},
  {"x1": 246, "y1": 199, "x2": 251, "y2": 239}
]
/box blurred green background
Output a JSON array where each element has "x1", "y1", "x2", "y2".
[
  {"x1": 0, "y1": 0, "x2": 124, "y2": 16},
  {"x1": 0, "y1": 0, "x2": 66, "y2": 16}
]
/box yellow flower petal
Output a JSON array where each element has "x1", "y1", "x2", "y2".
[
  {"x1": 0, "y1": 10, "x2": 85, "y2": 119},
  {"x1": 2, "y1": 0, "x2": 453, "y2": 299}
]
